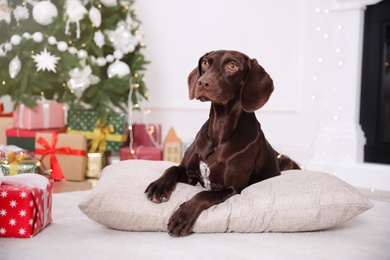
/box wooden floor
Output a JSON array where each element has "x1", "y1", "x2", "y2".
[{"x1": 53, "y1": 179, "x2": 98, "y2": 193}]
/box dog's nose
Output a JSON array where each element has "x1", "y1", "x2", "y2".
[{"x1": 197, "y1": 79, "x2": 210, "y2": 89}]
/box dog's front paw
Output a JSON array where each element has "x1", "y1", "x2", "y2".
[
  {"x1": 145, "y1": 165, "x2": 185, "y2": 203},
  {"x1": 167, "y1": 202, "x2": 198, "y2": 237},
  {"x1": 144, "y1": 179, "x2": 174, "y2": 203}
]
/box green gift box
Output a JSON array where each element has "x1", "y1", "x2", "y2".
[{"x1": 66, "y1": 110, "x2": 127, "y2": 152}]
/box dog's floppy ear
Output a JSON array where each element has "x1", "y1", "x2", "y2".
[
  {"x1": 240, "y1": 58, "x2": 274, "y2": 112},
  {"x1": 187, "y1": 67, "x2": 200, "y2": 100}
]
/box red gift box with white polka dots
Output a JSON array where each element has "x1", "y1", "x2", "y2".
[{"x1": 0, "y1": 179, "x2": 53, "y2": 238}]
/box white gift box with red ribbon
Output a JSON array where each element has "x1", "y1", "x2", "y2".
[{"x1": 0, "y1": 171, "x2": 53, "y2": 238}]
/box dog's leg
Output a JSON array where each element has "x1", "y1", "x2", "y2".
[
  {"x1": 167, "y1": 187, "x2": 235, "y2": 236},
  {"x1": 145, "y1": 165, "x2": 189, "y2": 203}
]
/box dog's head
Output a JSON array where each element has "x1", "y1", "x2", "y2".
[{"x1": 187, "y1": 50, "x2": 274, "y2": 112}]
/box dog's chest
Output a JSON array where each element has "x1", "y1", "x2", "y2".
[{"x1": 199, "y1": 161, "x2": 211, "y2": 190}]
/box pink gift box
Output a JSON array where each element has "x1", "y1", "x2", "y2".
[
  {"x1": 0, "y1": 177, "x2": 53, "y2": 238},
  {"x1": 13, "y1": 102, "x2": 65, "y2": 130},
  {"x1": 132, "y1": 124, "x2": 162, "y2": 147},
  {"x1": 120, "y1": 146, "x2": 162, "y2": 161}
]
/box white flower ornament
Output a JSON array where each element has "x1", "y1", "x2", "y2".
[{"x1": 65, "y1": 0, "x2": 88, "y2": 38}]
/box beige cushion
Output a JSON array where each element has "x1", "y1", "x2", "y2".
[{"x1": 79, "y1": 160, "x2": 373, "y2": 233}]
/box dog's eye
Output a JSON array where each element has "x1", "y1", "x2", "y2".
[
  {"x1": 202, "y1": 59, "x2": 209, "y2": 68},
  {"x1": 227, "y1": 62, "x2": 238, "y2": 72}
]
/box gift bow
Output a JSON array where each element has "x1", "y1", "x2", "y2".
[
  {"x1": 89, "y1": 124, "x2": 115, "y2": 152},
  {"x1": 35, "y1": 133, "x2": 87, "y2": 180},
  {"x1": 5, "y1": 151, "x2": 34, "y2": 176}
]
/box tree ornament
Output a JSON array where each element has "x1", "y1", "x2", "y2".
[
  {"x1": 3, "y1": 42, "x2": 12, "y2": 51},
  {"x1": 106, "y1": 26, "x2": 136, "y2": 55},
  {"x1": 32, "y1": 32, "x2": 43, "y2": 43},
  {"x1": 67, "y1": 65, "x2": 100, "y2": 98},
  {"x1": 93, "y1": 30, "x2": 105, "y2": 48},
  {"x1": 10, "y1": 35, "x2": 22, "y2": 46},
  {"x1": 32, "y1": 1, "x2": 58, "y2": 26},
  {"x1": 68, "y1": 47, "x2": 77, "y2": 54},
  {"x1": 0, "y1": 0, "x2": 11, "y2": 24},
  {"x1": 100, "y1": 0, "x2": 117, "y2": 7},
  {"x1": 9, "y1": 55, "x2": 21, "y2": 79},
  {"x1": 48, "y1": 36, "x2": 57, "y2": 45},
  {"x1": 89, "y1": 6, "x2": 101, "y2": 27},
  {"x1": 96, "y1": 57, "x2": 106, "y2": 67},
  {"x1": 77, "y1": 49, "x2": 88, "y2": 59},
  {"x1": 31, "y1": 48, "x2": 60, "y2": 73},
  {"x1": 65, "y1": 0, "x2": 88, "y2": 38},
  {"x1": 106, "y1": 54, "x2": 114, "y2": 63},
  {"x1": 119, "y1": 0, "x2": 131, "y2": 6},
  {"x1": 113, "y1": 49, "x2": 123, "y2": 60},
  {"x1": 57, "y1": 41, "x2": 68, "y2": 52},
  {"x1": 22, "y1": 32, "x2": 31, "y2": 39},
  {"x1": 13, "y1": 5, "x2": 29, "y2": 21},
  {"x1": 107, "y1": 60, "x2": 130, "y2": 78}
]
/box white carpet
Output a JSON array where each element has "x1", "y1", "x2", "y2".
[{"x1": 1, "y1": 190, "x2": 390, "y2": 260}]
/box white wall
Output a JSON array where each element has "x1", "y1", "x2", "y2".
[
  {"x1": 136, "y1": 0, "x2": 317, "y2": 162},
  {"x1": 135, "y1": 0, "x2": 390, "y2": 191}
]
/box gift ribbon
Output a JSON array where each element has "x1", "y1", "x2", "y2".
[
  {"x1": 5, "y1": 151, "x2": 32, "y2": 176},
  {"x1": 89, "y1": 114, "x2": 112, "y2": 152},
  {"x1": 67, "y1": 129, "x2": 126, "y2": 144},
  {"x1": 89, "y1": 124, "x2": 116, "y2": 152},
  {"x1": 42, "y1": 103, "x2": 50, "y2": 128},
  {"x1": 35, "y1": 133, "x2": 87, "y2": 180},
  {"x1": 17, "y1": 100, "x2": 54, "y2": 129},
  {"x1": 18, "y1": 104, "x2": 25, "y2": 128}
]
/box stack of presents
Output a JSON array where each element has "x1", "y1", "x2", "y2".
[{"x1": 0, "y1": 101, "x2": 182, "y2": 238}]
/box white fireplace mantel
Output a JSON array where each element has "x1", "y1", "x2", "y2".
[
  {"x1": 305, "y1": 0, "x2": 390, "y2": 191},
  {"x1": 330, "y1": 0, "x2": 382, "y2": 11}
]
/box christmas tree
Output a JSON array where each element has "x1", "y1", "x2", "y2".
[{"x1": 0, "y1": 0, "x2": 149, "y2": 119}]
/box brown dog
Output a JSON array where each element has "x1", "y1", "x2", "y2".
[{"x1": 145, "y1": 50, "x2": 300, "y2": 236}]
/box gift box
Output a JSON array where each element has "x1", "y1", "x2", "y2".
[
  {"x1": 35, "y1": 133, "x2": 88, "y2": 181},
  {"x1": 86, "y1": 152, "x2": 105, "y2": 178},
  {"x1": 13, "y1": 102, "x2": 65, "y2": 130},
  {"x1": 1, "y1": 102, "x2": 14, "y2": 144},
  {"x1": 0, "y1": 102, "x2": 12, "y2": 117},
  {"x1": 67, "y1": 109, "x2": 127, "y2": 153},
  {"x1": 6, "y1": 128, "x2": 66, "y2": 151},
  {"x1": 0, "y1": 174, "x2": 53, "y2": 238},
  {"x1": 0, "y1": 144, "x2": 34, "y2": 158},
  {"x1": 0, "y1": 151, "x2": 42, "y2": 176},
  {"x1": 132, "y1": 124, "x2": 162, "y2": 147},
  {"x1": 120, "y1": 146, "x2": 162, "y2": 161},
  {"x1": 0, "y1": 117, "x2": 13, "y2": 145}
]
